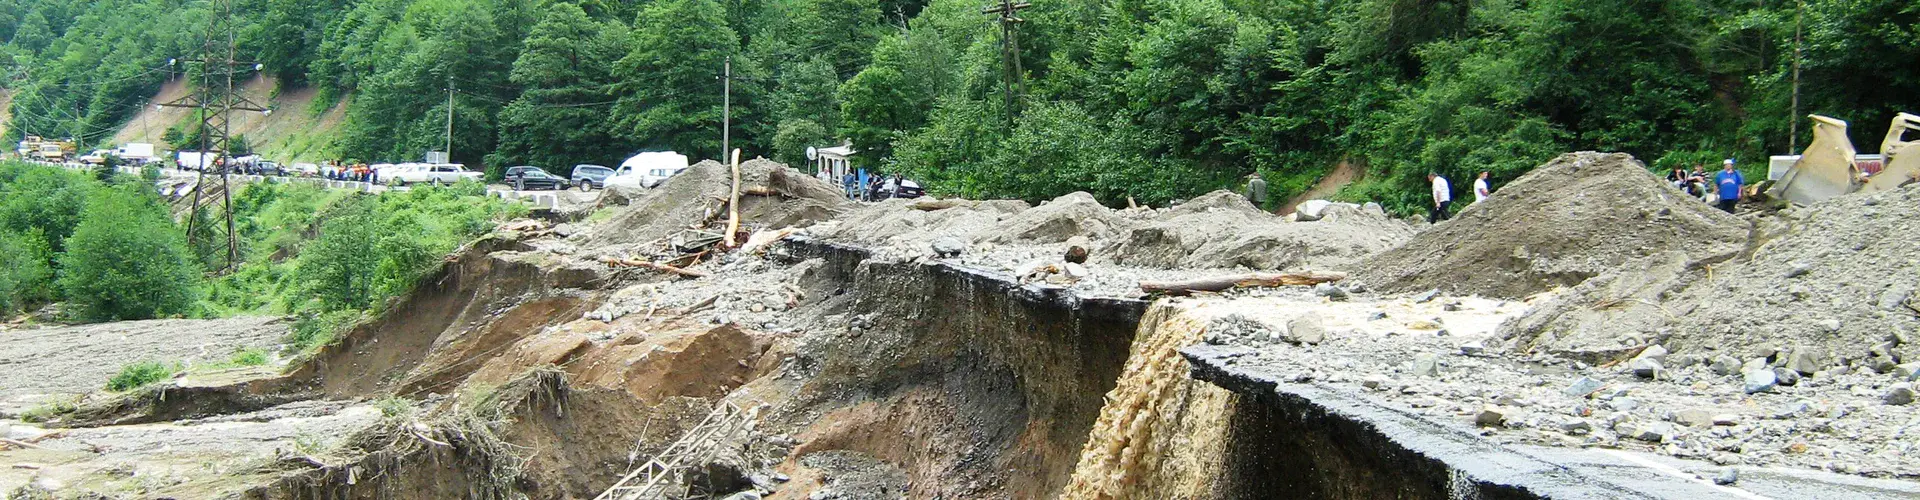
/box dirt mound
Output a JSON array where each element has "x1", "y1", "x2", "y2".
[
  {"x1": 811, "y1": 197, "x2": 1030, "y2": 249},
  {"x1": 1101, "y1": 192, "x2": 1412, "y2": 271},
  {"x1": 1357, "y1": 152, "x2": 1748, "y2": 298},
  {"x1": 1651, "y1": 184, "x2": 1920, "y2": 366},
  {"x1": 587, "y1": 159, "x2": 850, "y2": 253},
  {"x1": 988, "y1": 191, "x2": 1127, "y2": 244}
]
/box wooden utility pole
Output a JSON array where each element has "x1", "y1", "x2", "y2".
[
  {"x1": 1789, "y1": 0, "x2": 1803, "y2": 153},
  {"x1": 446, "y1": 78, "x2": 455, "y2": 160},
  {"x1": 722, "y1": 57, "x2": 731, "y2": 162},
  {"x1": 158, "y1": 0, "x2": 268, "y2": 272},
  {"x1": 983, "y1": 0, "x2": 1030, "y2": 121}
]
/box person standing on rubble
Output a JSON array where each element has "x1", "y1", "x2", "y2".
[
  {"x1": 1428, "y1": 172, "x2": 1452, "y2": 223},
  {"x1": 1245, "y1": 172, "x2": 1268, "y2": 210},
  {"x1": 1473, "y1": 171, "x2": 1491, "y2": 203},
  {"x1": 1715, "y1": 158, "x2": 1744, "y2": 213}
]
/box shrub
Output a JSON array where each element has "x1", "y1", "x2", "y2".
[
  {"x1": 0, "y1": 230, "x2": 54, "y2": 314},
  {"x1": 58, "y1": 187, "x2": 201, "y2": 321},
  {"x1": 106, "y1": 360, "x2": 175, "y2": 391},
  {"x1": 230, "y1": 348, "x2": 269, "y2": 366}
]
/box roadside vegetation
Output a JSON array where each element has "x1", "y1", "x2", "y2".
[
  {"x1": 0, "y1": 161, "x2": 524, "y2": 343},
  {"x1": 5, "y1": 0, "x2": 1915, "y2": 213}
]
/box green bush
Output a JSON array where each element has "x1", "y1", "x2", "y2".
[
  {"x1": 106, "y1": 360, "x2": 175, "y2": 391},
  {"x1": 0, "y1": 230, "x2": 55, "y2": 315},
  {"x1": 230, "y1": 348, "x2": 269, "y2": 366},
  {"x1": 286, "y1": 309, "x2": 361, "y2": 355},
  {"x1": 58, "y1": 187, "x2": 202, "y2": 322}
]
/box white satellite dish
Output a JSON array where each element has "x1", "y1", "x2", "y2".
[{"x1": 805, "y1": 146, "x2": 818, "y2": 161}]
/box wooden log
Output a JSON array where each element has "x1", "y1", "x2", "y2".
[
  {"x1": 599, "y1": 257, "x2": 710, "y2": 278},
  {"x1": 725, "y1": 149, "x2": 743, "y2": 248},
  {"x1": 1139, "y1": 271, "x2": 1346, "y2": 295},
  {"x1": 742, "y1": 185, "x2": 778, "y2": 197}
]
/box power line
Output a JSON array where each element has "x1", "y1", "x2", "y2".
[{"x1": 156, "y1": 0, "x2": 270, "y2": 273}]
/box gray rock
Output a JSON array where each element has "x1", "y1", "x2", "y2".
[
  {"x1": 1459, "y1": 341, "x2": 1486, "y2": 356},
  {"x1": 1284, "y1": 313, "x2": 1328, "y2": 345},
  {"x1": 1627, "y1": 422, "x2": 1675, "y2": 442},
  {"x1": 1313, "y1": 283, "x2": 1350, "y2": 301},
  {"x1": 1476, "y1": 406, "x2": 1507, "y2": 427},
  {"x1": 1743, "y1": 369, "x2": 1778, "y2": 394},
  {"x1": 930, "y1": 237, "x2": 967, "y2": 258},
  {"x1": 1564, "y1": 377, "x2": 1605, "y2": 398},
  {"x1": 1443, "y1": 302, "x2": 1462, "y2": 312},
  {"x1": 1414, "y1": 289, "x2": 1440, "y2": 303},
  {"x1": 1367, "y1": 311, "x2": 1389, "y2": 321},
  {"x1": 1714, "y1": 468, "x2": 1739, "y2": 486},
  {"x1": 1637, "y1": 344, "x2": 1669, "y2": 362},
  {"x1": 1710, "y1": 356, "x2": 1741, "y2": 376},
  {"x1": 1557, "y1": 418, "x2": 1593, "y2": 434},
  {"x1": 1817, "y1": 318, "x2": 1843, "y2": 332},
  {"x1": 723, "y1": 492, "x2": 764, "y2": 500},
  {"x1": 1712, "y1": 414, "x2": 1739, "y2": 426},
  {"x1": 1895, "y1": 363, "x2": 1920, "y2": 381},
  {"x1": 1785, "y1": 347, "x2": 1826, "y2": 375},
  {"x1": 1887, "y1": 383, "x2": 1916, "y2": 406},
  {"x1": 1611, "y1": 398, "x2": 1641, "y2": 413},
  {"x1": 1629, "y1": 357, "x2": 1664, "y2": 379},
  {"x1": 1773, "y1": 367, "x2": 1801, "y2": 386},
  {"x1": 1411, "y1": 353, "x2": 1440, "y2": 377},
  {"x1": 1772, "y1": 401, "x2": 1813, "y2": 419},
  {"x1": 1361, "y1": 375, "x2": 1389, "y2": 390},
  {"x1": 1674, "y1": 409, "x2": 1715, "y2": 428},
  {"x1": 1786, "y1": 262, "x2": 1813, "y2": 278}
]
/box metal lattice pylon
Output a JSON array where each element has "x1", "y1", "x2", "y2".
[
  {"x1": 158, "y1": 0, "x2": 268, "y2": 272},
  {"x1": 596, "y1": 400, "x2": 757, "y2": 500}
]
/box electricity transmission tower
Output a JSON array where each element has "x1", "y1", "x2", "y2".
[
  {"x1": 159, "y1": 0, "x2": 269, "y2": 272},
  {"x1": 983, "y1": 0, "x2": 1030, "y2": 121}
]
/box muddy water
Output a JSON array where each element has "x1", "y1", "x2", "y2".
[{"x1": 1062, "y1": 301, "x2": 1238, "y2": 499}]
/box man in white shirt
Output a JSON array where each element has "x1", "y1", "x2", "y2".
[
  {"x1": 1428, "y1": 172, "x2": 1452, "y2": 223},
  {"x1": 1473, "y1": 171, "x2": 1491, "y2": 203}
]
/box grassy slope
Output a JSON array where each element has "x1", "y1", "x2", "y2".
[{"x1": 109, "y1": 76, "x2": 349, "y2": 163}]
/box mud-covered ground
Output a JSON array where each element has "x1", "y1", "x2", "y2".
[{"x1": 0, "y1": 317, "x2": 287, "y2": 415}]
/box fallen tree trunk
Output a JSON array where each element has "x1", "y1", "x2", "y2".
[
  {"x1": 725, "y1": 149, "x2": 743, "y2": 248},
  {"x1": 1140, "y1": 271, "x2": 1346, "y2": 295},
  {"x1": 599, "y1": 257, "x2": 710, "y2": 278}
]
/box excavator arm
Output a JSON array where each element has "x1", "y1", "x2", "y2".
[
  {"x1": 1862, "y1": 112, "x2": 1920, "y2": 193},
  {"x1": 1769, "y1": 115, "x2": 1861, "y2": 205}
]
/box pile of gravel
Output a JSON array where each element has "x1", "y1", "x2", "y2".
[
  {"x1": 1357, "y1": 152, "x2": 1748, "y2": 299},
  {"x1": 588, "y1": 158, "x2": 850, "y2": 253},
  {"x1": 1654, "y1": 184, "x2": 1920, "y2": 371},
  {"x1": 1101, "y1": 191, "x2": 1412, "y2": 271}
]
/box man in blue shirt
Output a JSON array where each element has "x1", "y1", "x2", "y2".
[{"x1": 1714, "y1": 158, "x2": 1744, "y2": 213}]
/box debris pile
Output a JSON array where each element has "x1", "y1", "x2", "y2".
[
  {"x1": 1102, "y1": 191, "x2": 1411, "y2": 270},
  {"x1": 587, "y1": 158, "x2": 850, "y2": 259},
  {"x1": 1357, "y1": 152, "x2": 1748, "y2": 298},
  {"x1": 1652, "y1": 183, "x2": 1920, "y2": 371}
]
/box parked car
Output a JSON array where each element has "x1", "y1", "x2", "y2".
[
  {"x1": 505, "y1": 166, "x2": 570, "y2": 191},
  {"x1": 389, "y1": 163, "x2": 483, "y2": 185},
  {"x1": 606, "y1": 151, "x2": 689, "y2": 189},
  {"x1": 570, "y1": 164, "x2": 613, "y2": 191}
]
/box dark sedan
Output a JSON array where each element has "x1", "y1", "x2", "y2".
[
  {"x1": 571, "y1": 164, "x2": 614, "y2": 191},
  {"x1": 505, "y1": 166, "x2": 570, "y2": 191}
]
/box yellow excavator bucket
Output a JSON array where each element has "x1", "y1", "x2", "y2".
[
  {"x1": 1770, "y1": 115, "x2": 1860, "y2": 205},
  {"x1": 1862, "y1": 112, "x2": 1920, "y2": 193}
]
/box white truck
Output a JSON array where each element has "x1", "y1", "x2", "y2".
[
  {"x1": 116, "y1": 143, "x2": 158, "y2": 165},
  {"x1": 387, "y1": 163, "x2": 484, "y2": 185},
  {"x1": 177, "y1": 151, "x2": 220, "y2": 171},
  {"x1": 606, "y1": 151, "x2": 690, "y2": 189}
]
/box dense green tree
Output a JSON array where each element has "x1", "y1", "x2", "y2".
[
  {"x1": 0, "y1": 230, "x2": 54, "y2": 314},
  {"x1": 489, "y1": 3, "x2": 631, "y2": 174},
  {"x1": 614, "y1": 0, "x2": 739, "y2": 159},
  {"x1": 839, "y1": 28, "x2": 953, "y2": 168},
  {"x1": 58, "y1": 187, "x2": 199, "y2": 321},
  {"x1": 772, "y1": 118, "x2": 829, "y2": 166}
]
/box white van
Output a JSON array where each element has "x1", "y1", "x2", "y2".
[{"x1": 606, "y1": 151, "x2": 690, "y2": 189}]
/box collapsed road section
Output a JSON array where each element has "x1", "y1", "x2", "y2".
[{"x1": 4, "y1": 152, "x2": 1920, "y2": 499}]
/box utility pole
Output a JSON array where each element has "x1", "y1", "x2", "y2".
[
  {"x1": 446, "y1": 78, "x2": 455, "y2": 161},
  {"x1": 983, "y1": 0, "x2": 1030, "y2": 122},
  {"x1": 1789, "y1": 0, "x2": 1803, "y2": 153},
  {"x1": 722, "y1": 56, "x2": 731, "y2": 162},
  {"x1": 158, "y1": 0, "x2": 267, "y2": 272}
]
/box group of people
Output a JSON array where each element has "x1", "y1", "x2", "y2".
[
  {"x1": 818, "y1": 169, "x2": 909, "y2": 201},
  {"x1": 323, "y1": 161, "x2": 377, "y2": 183},
  {"x1": 1669, "y1": 159, "x2": 1746, "y2": 213},
  {"x1": 1422, "y1": 171, "x2": 1493, "y2": 223}
]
